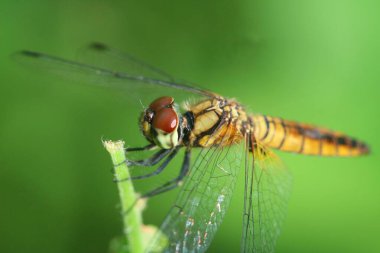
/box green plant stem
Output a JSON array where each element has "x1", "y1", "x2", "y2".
[{"x1": 104, "y1": 140, "x2": 144, "y2": 253}]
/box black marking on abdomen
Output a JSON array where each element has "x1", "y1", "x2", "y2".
[
  {"x1": 351, "y1": 139, "x2": 358, "y2": 148},
  {"x1": 260, "y1": 115, "x2": 270, "y2": 140},
  {"x1": 297, "y1": 124, "x2": 306, "y2": 153},
  {"x1": 277, "y1": 118, "x2": 287, "y2": 149},
  {"x1": 336, "y1": 136, "x2": 348, "y2": 145}
]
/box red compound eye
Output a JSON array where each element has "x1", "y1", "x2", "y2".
[
  {"x1": 152, "y1": 108, "x2": 178, "y2": 133},
  {"x1": 149, "y1": 96, "x2": 174, "y2": 112}
]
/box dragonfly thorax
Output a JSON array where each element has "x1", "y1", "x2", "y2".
[
  {"x1": 185, "y1": 97, "x2": 250, "y2": 148},
  {"x1": 140, "y1": 96, "x2": 182, "y2": 149}
]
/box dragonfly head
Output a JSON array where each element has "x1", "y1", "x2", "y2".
[{"x1": 140, "y1": 96, "x2": 181, "y2": 149}]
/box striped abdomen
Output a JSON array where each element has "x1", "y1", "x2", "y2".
[{"x1": 251, "y1": 115, "x2": 369, "y2": 156}]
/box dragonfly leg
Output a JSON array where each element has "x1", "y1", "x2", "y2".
[
  {"x1": 115, "y1": 148, "x2": 171, "y2": 168},
  {"x1": 115, "y1": 147, "x2": 180, "y2": 182},
  {"x1": 140, "y1": 148, "x2": 191, "y2": 198}
]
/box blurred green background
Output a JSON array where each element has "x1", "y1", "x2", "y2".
[{"x1": 1, "y1": 0, "x2": 379, "y2": 252}]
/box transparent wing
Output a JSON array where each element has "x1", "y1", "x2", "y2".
[
  {"x1": 147, "y1": 123, "x2": 245, "y2": 253},
  {"x1": 241, "y1": 139, "x2": 292, "y2": 253},
  {"x1": 13, "y1": 49, "x2": 213, "y2": 97},
  {"x1": 13, "y1": 46, "x2": 216, "y2": 146},
  {"x1": 78, "y1": 42, "x2": 176, "y2": 82},
  {"x1": 77, "y1": 42, "x2": 205, "y2": 92}
]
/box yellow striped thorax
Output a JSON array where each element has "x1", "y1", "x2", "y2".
[{"x1": 186, "y1": 97, "x2": 249, "y2": 148}]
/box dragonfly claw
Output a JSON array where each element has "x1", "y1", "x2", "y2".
[{"x1": 113, "y1": 177, "x2": 131, "y2": 183}]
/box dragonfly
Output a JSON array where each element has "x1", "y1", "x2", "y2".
[{"x1": 15, "y1": 43, "x2": 370, "y2": 253}]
